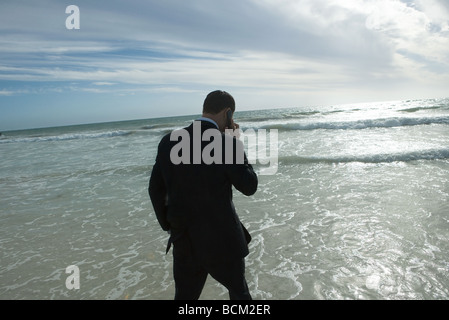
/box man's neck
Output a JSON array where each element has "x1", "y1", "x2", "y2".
[
  {"x1": 200, "y1": 112, "x2": 222, "y2": 128},
  {"x1": 196, "y1": 116, "x2": 219, "y2": 129}
]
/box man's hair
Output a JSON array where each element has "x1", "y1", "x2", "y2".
[{"x1": 203, "y1": 90, "x2": 235, "y2": 114}]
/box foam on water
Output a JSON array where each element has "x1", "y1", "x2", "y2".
[
  {"x1": 0, "y1": 130, "x2": 132, "y2": 144},
  {"x1": 278, "y1": 148, "x2": 449, "y2": 164},
  {"x1": 257, "y1": 115, "x2": 449, "y2": 131}
]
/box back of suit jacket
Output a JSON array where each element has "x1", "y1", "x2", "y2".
[{"x1": 149, "y1": 120, "x2": 258, "y2": 264}]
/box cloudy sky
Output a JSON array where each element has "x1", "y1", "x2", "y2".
[{"x1": 1, "y1": 0, "x2": 448, "y2": 130}]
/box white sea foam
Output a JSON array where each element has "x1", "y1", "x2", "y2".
[
  {"x1": 0, "y1": 130, "x2": 132, "y2": 144},
  {"x1": 258, "y1": 115, "x2": 449, "y2": 131},
  {"x1": 278, "y1": 148, "x2": 449, "y2": 164}
]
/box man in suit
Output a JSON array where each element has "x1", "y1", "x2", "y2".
[{"x1": 149, "y1": 90, "x2": 258, "y2": 300}]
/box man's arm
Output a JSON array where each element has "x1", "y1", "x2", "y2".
[
  {"x1": 148, "y1": 144, "x2": 170, "y2": 231},
  {"x1": 225, "y1": 137, "x2": 258, "y2": 196}
]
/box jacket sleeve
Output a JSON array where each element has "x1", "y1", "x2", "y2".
[
  {"x1": 148, "y1": 142, "x2": 170, "y2": 231},
  {"x1": 225, "y1": 137, "x2": 258, "y2": 196}
]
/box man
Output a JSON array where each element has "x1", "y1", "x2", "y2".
[{"x1": 149, "y1": 90, "x2": 258, "y2": 300}]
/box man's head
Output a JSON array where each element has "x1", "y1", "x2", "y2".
[
  {"x1": 202, "y1": 90, "x2": 236, "y2": 132},
  {"x1": 203, "y1": 90, "x2": 235, "y2": 115}
]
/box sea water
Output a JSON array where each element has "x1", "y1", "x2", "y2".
[{"x1": 1, "y1": 98, "x2": 448, "y2": 299}]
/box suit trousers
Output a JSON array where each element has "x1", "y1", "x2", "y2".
[{"x1": 172, "y1": 234, "x2": 252, "y2": 300}]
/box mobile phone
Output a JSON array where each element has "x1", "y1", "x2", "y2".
[{"x1": 226, "y1": 110, "x2": 233, "y2": 128}]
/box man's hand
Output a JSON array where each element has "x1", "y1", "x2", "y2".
[{"x1": 225, "y1": 121, "x2": 241, "y2": 139}]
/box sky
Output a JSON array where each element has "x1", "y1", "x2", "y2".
[{"x1": 0, "y1": 0, "x2": 448, "y2": 130}]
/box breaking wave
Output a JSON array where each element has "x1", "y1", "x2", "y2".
[
  {"x1": 259, "y1": 116, "x2": 449, "y2": 131},
  {"x1": 279, "y1": 148, "x2": 449, "y2": 164},
  {"x1": 0, "y1": 130, "x2": 132, "y2": 144}
]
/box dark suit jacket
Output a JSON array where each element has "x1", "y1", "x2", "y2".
[{"x1": 149, "y1": 120, "x2": 258, "y2": 264}]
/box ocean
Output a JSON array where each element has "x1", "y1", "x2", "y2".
[{"x1": 1, "y1": 98, "x2": 448, "y2": 300}]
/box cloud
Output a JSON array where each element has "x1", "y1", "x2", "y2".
[
  {"x1": 416, "y1": 0, "x2": 449, "y2": 25},
  {"x1": 0, "y1": 1, "x2": 394, "y2": 82},
  {"x1": 0, "y1": 89, "x2": 15, "y2": 96}
]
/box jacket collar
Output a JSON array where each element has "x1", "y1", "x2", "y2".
[{"x1": 195, "y1": 117, "x2": 219, "y2": 129}]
